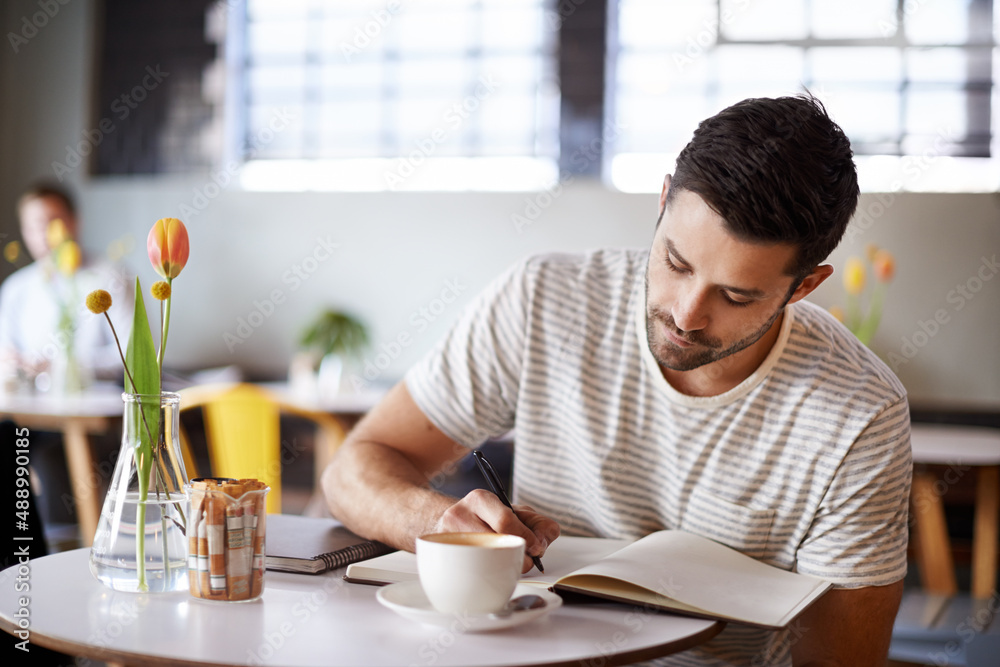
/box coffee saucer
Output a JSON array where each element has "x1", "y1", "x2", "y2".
[{"x1": 376, "y1": 582, "x2": 562, "y2": 632}]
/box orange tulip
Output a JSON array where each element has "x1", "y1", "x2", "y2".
[
  {"x1": 828, "y1": 305, "x2": 845, "y2": 323},
  {"x1": 843, "y1": 256, "x2": 865, "y2": 296},
  {"x1": 147, "y1": 218, "x2": 189, "y2": 279},
  {"x1": 873, "y1": 249, "x2": 895, "y2": 283}
]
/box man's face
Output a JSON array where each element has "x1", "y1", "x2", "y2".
[
  {"x1": 645, "y1": 189, "x2": 800, "y2": 373},
  {"x1": 18, "y1": 195, "x2": 76, "y2": 261}
]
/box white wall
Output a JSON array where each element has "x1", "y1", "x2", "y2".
[
  {"x1": 80, "y1": 178, "x2": 661, "y2": 386},
  {"x1": 813, "y1": 193, "x2": 1000, "y2": 409},
  {"x1": 2, "y1": 0, "x2": 998, "y2": 409}
]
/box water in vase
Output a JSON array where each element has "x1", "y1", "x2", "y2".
[{"x1": 90, "y1": 492, "x2": 188, "y2": 593}]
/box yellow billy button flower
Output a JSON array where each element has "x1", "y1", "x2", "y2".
[
  {"x1": 147, "y1": 217, "x2": 190, "y2": 279},
  {"x1": 843, "y1": 256, "x2": 866, "y2": 296},
  {"x1": 151, "y1": 280, "x2": 171, "y2": 301},
  {"x1": 86, "y1": 289, "x2": 113, "y2": 314}
]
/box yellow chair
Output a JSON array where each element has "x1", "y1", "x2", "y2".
[{"x1": 177, "y1": 383, "x2": 346, "y2": 514}]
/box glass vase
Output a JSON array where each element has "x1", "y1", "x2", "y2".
[
  {"x1": 51, "y1": 341, "x2": 89, "y2": 395},
  {"x1": 90, "y1": 392, "x2": 189, "y2": 593}
]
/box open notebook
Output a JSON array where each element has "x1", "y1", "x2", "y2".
[{"x1": 345, "y1": 530, "x2": 831, "y2": 629}]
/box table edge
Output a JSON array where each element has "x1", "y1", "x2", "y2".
[
  {"x1": 2, "y1": 596, "x2": 724, "y2": 667},
  {"x1": 1, "y1": 615, "x2": 207, "y2": 667}
]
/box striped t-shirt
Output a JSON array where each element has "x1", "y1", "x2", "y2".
[{"x1": 406, "y1": 249, "x2": 911, "y2": 666}]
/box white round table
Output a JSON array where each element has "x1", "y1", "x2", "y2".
[{"x1": 0, "y1": 549, "x2": 722, "y2": 666}]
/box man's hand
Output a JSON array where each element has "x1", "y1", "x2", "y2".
[
  {"x1": 323, "y1": 381, "x2": 561, "y2": 568},
  {"x1": 433, "y1": 488, "x2": 561, "y2": 572}
]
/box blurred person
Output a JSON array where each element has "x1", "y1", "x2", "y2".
[
  {"x1": 0, "y1": 182, "x2": 132, "y2": 544},
  {"x1": 0, "y1": 182, "x2": 132, "y2": 391}
]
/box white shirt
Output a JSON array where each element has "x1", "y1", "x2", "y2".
[{"x1": 0, "y1": 258, "x2": 133, "y2": 380}]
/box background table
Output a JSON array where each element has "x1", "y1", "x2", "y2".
[
  {"x1": 259, "y1": 381, "x2": 385, "y2": 430},
  {"x1": 891, "y1": 425, "x2": 1000, "y2": 667},
  {"x1": 0, "y1": 383, "x2": 383, "y2": 548},
  {"x1": 0, "y1": 384, "x2": 123, "y2": 547},
  {"x1": 0, "y1": 549, "x2": 722, "y2": 667},
  {"x1": 909, "y1": 423, "x2": 1000, "y2": 598}
]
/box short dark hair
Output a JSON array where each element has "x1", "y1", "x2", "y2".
[
  {"x1": 17, "y1": 182, "x2": 77, "y2": 217},
  {"x1": 666, "y1": 95, "x2": 859, "y2": 280}
]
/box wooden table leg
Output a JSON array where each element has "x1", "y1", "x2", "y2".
[
  {"x1": 62, "y1": 420, "x2": 99, "y2": 548},
  {"x1": 971, "y1": 465, "x2": 999, "y2": 599},
  {"x1": 912, "y1": 470, "x2": 958, "y2": 595}
]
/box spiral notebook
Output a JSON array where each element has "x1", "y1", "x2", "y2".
[{"x1": 265, "y1": 514, "x2": 395, "y2": 575}]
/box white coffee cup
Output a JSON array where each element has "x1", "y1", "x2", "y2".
[{"x1": 416, "y1": 532, "x2": 525, "y2": 614}]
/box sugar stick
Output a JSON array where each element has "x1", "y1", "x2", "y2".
[
  {"x1": 206, "y1": 490, "x2": 227, "y2": 599},
  {"x1": 223, "y1": 482, "x2": 250, "y2": 600},
  {"x1": 241, "y1": 494, "x2": 256, "y2": 599},
  {"x1": 197, "y1": 509, "x2": 209, "y2": 596},
  {"x1": 245, "y1": 480, "x2": 267, "y2": 599},
  {"x1": 187, "y1": 491, "x2": 204, "y2": 598}
]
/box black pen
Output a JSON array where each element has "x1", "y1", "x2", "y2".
[{"x1": 472, "y1": 449, "x2": 544, "y2": 573}]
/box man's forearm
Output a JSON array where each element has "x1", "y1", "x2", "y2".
[
  {"x1": 322, "y1": 438, "x2": 455, "y2": 552},
  {"x1": 320, "y1": 380, "x2": 553, "y2": 555}
]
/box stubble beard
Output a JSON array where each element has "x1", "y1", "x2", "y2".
[{"x1": 644, "y1": 273, "x2": 788, "y2": 373}]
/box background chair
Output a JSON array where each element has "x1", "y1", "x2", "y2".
[{"x1": 177, "y1": 383, "x2": 347, "y2": 514}]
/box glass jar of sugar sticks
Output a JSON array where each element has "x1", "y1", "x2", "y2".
[{"x1": 184, "y1": 478, "x2": 270, "y2": 602}]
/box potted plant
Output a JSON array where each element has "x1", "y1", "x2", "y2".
[{"x1": 294, "y1": 309, "x2": 369, "y2": 396}]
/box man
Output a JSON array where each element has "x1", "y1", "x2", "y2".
[
  {"x1": 323, "y1": 96, "x2": 911, "y2": 666},
  {"x1": 0, "y1": 183, "x2": 131, "y2": 387},
  {"x1": 0, "y1": 183, "x2": 133, "y2": 535}
]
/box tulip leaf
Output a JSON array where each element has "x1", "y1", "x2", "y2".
[
  {"x1": 124, "y1": 278, "x2": 160, "y2": 488},
  {"x1": 125, "y1": 277, "x2": 161, "y2": 396},
  {"x1": 124, "y1": 277, "x2": 161, "y2": 590}
]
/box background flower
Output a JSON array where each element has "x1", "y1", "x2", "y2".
[
  {"x1": 873, "y1": 249, "x2": 895, "y2": 282},
  {"x1": 55, "y1": 239, "x2": 81, "y2": 276},
  {"x1": 832, "y1": 246, "x2": 896, "y2": 347},
  {"x1": 45, "y1": 218, "x2": 69, "y2": 249},
  {"x1": 4, "y1": 240, "x2": 22, "y2": 264},
  {"x1": 843, "y1": 256, "x2": 866, "y2": 296}
]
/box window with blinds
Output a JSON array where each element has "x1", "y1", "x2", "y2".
[
  {"x1": 609, "y1": 0, "x2": 999, "y2": 192},
  {"x1": 230, "y1": 0, "x2": 560, "y2": 191}
]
